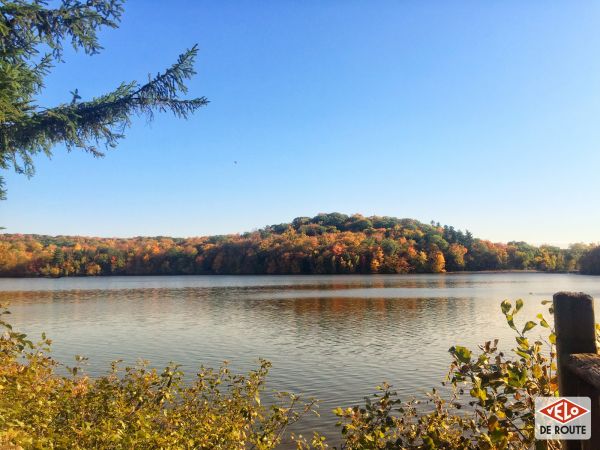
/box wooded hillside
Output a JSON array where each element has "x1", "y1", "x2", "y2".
[{"x1": 0, "y1": 213, "x2": 592, "y2": 277}]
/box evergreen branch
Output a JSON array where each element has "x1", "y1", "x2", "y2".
[
  {"x1": 0, "y1": 1, "x2": 206, "y2": 200},
  {"x1": 0, "y1": 0, "x2": 124, "y2": 58},
  {"x1": 0, "y1": 47, "x2": 208, "y2": 174}
]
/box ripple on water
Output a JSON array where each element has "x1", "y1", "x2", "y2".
[{"x1": 2, "y1": 273, "x2": 600, "y2": 446}]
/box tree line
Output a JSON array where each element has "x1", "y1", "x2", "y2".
[{"x1": 0, "y1": 213, "x2": 596, "y2": 277}]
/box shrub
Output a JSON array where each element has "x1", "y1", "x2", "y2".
[
  {"x1": 1, "y1": 300, "x2": 567, "y2": 449},
  {"x1": 0, "y1": 307, "x2": 315, "y2": 449},
  {"x1": 296, "y1": 300, "x2": 561, "y2": 449}
]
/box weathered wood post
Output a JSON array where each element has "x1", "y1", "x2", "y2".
[{"x1": 553, "y1": 292, "x2": 598, "y2": 450}]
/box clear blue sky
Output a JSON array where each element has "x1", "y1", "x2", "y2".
[{"x1": 2, "y1": 0, "x2": 600, "y2": 246}]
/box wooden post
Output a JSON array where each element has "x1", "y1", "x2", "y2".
[
  {"x1": 567, "y1": 354, "x2": 600, "y2": 450},
  {"x1": 553, "y1": 291, "x2": 598, "y2": 450}
]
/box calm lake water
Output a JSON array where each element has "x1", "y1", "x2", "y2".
[{"x1": 1, "y1": 273, "x2": 600, "y2": 444}]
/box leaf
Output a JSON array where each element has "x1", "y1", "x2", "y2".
[
  {"x1": 451, "y1": 346, "x2": 472, "y2": 363},
  {"x1": 506, "y1": 314, "x2": 517, "y2": 331},
  {"x1": 470, "y1": 387, "x2": 487, "y2": 401},
  {"x1": 535, "y1": 313, "x2": 551, "y2": 329},
  {"x1": 501, "y1": 300, "x2": 511, "y2": 315},
  {"x1": 515, "y1": 299, "x2": 524, "y2": 313},
  {"x1": 515, "y1": 336, "x2": 529, "y2": 349},
  {"x1": 489, "y1": 427, "x2": 508, "y2": 444},
  {"x1": 507, "y1": 367, "x2": 527, "y2": 387},
  {"x1": 522, "y1": 321, "x2": 536, "y2": 334},
  {"x1": 487, "y1": 415, "x2": 499, "y2": 430}
]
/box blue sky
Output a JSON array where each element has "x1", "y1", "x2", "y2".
[{"x1": 2, "y1": 1, "x2": 600, "y2": 246}]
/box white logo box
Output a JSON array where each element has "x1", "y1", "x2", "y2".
[{"x1": 535, "y1": 397, "x2": 591, "y2": 440}]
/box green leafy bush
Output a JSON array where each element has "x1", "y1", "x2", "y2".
[
  {"x1": 296, "y1": 300, "x2": 561, "y2": 449},
  {"x1": 0, "y1": 301, "x2": 567, "y2": 449},
  {"x1": 0, "y1": 307, "x2": 315, "y2": 449}
]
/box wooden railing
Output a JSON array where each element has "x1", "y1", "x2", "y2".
[{"x1": 554, "y1": 292, "x2": 600, "y2": 449}]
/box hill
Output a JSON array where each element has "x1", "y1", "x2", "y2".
[{"x1": 0, "y1": 213, "x2": 592, "y2": 277}]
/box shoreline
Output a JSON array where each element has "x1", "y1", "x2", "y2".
[{"x1": 0, "y1": 269, "x2": 584, "y2": 280}]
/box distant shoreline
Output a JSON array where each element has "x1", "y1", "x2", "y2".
[
  {"x1": 1, "y1": 218, "x2": 591, "y2": 277},
  {"x1": 0, "y1": 269, "x2": 583, "y2": 280}
]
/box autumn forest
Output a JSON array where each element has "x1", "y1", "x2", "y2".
[{"x1": 2, "y1": 213, "x2": 600, "y2": 277}]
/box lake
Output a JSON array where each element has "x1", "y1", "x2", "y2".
[{"x1": 1, "y1": 273, "x2": 599, "y2": 444}]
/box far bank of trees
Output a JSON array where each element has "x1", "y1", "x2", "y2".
[
  {"x1": 580, "y1": 246, "x2": 600, "y2": 275},
  {"x1": 0, "y1": 213, "x2": 594, "y2": 277}
]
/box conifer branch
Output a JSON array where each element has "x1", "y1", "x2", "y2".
[{"x1": 0, "y1": 1, "x2": 207, "y2": 199}]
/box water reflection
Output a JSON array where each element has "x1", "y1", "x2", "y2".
[{"x1": 1, "y1": 273, "x2": 600, "y2": 443}]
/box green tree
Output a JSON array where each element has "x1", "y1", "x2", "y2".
[
  {"x1": 346, "y1": 214, "x2": 372, "y2": 232},
  {"x1": 580, "y1": 245, "x2": 600, "y2": 275},
  {"x1": 0, "y1": 0, "x2": 208, "y2": 199}
]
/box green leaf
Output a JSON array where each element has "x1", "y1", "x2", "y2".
[
  {"x1": 470, "y1": 387, "x2": 487, "y2": 401},
  {"x1": 451, "y1": 346, "x2": 472, "y2": 363},
  {"x1": 515, "y1": 299, "x2": 524, "y2": 313},
  {"x1": 515, "y1": 336, "x2": 529, "y2": 349},
  {"x1": 506, "y1": 314, "x2": 517, "y2": 331},
  {"x1": 522, "y1": 321, "x2": 536, "y2": 334},
  {"x1": 501, "y1": 300, "x2": 511, "y2": 315},
  {"x1": 489, "y1": 427, "x2": 508, "y2": 444},
  {"x1": 507, "y1": 367, "x2": 527, "y2": 386}
]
